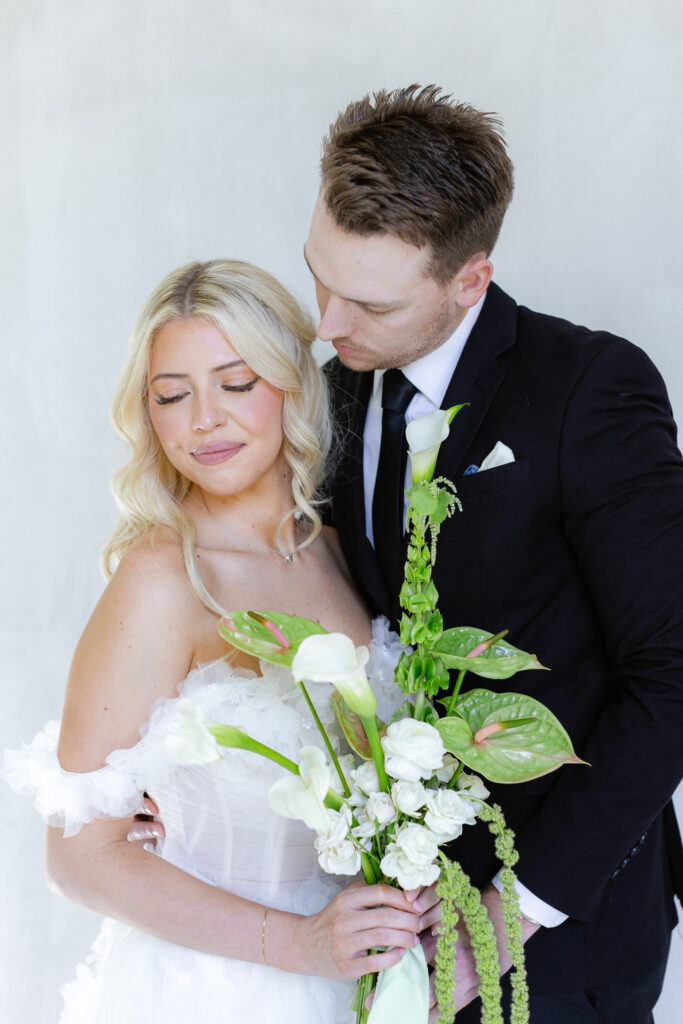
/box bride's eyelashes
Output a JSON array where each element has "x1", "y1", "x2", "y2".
[{"x1": 153, "y1": 377, "x2": 260, "y2": 406}]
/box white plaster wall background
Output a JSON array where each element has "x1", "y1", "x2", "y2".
[{"x1": 1, "y1": 1, "x2": 681, "y2": 1021}]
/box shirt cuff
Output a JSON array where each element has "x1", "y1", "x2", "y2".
[{"x1": 491, "y1": 870, "x2": 568, "y2": 928}]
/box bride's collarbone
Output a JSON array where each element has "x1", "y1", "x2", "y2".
[{"x1": 194, "y1": 546, "x2": 371, "y2": 648}]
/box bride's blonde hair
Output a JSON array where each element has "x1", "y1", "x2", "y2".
[{"x1": 102, "y1": 259, "x2": 331, "y2": 614}]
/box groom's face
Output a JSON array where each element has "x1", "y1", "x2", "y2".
[{"x1": 304, "y1": 198, "x2": 464, "y2": 372}]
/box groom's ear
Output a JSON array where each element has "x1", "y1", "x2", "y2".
[{"x1": 451, "y1": 255, "x2": 494, "y2": 309}]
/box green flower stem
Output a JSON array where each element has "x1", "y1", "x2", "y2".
[
  {"x1": 298, "y1": 681, "x2": 351, "y2": 797},
  {"x1": 362, "y1": 714, "x2": 389, "y2": 793},
  {"x1": 446, "y1": 669, "x2": 467, "y2": 715},
  {"x1": 414, "y1": 690, "x2": 427, "y2": 721},
  {"x1": 352, "y1": 969, "x2": 376, "y2": 1024},
  {"x1": 447, "y1": 760, "x2": 465, "y2": 790},
  {"x1": 209, "y1": 725, "x2": 299, "y2": 775}
]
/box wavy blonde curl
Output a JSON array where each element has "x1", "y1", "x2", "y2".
[{"x1": 102, "y1": 260, "x2": 331, "y2": 615}]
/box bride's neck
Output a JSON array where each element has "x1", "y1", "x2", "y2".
[{"x1": 187, "y1": 481, "x2": 300, "y2": 555}]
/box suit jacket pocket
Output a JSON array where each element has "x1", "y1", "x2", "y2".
[{"x1": 457, "y1": 457, "x2": 531, "y2": 501}]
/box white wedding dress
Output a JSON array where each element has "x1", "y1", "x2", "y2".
[{"x1": 4, "y1": 619, "x2": 405, "y2": 1024}]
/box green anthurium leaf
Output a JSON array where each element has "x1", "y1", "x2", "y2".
[
  {"x1": 434, "y1": 689, "x2": 587, "y2": 783},
  {"x1": 218, "y1": 609, "x2": 327, "y2": 667},
  {"x1": 431, "y1": 627, "x2": 547, "y2": 679},
  {"x1": 331, "y1": 691, "x2": 387, "y2": 759}
]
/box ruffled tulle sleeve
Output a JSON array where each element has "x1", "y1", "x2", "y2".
[
  {"x1": 367, "y1": 617, "x2": 411, "y2": 722},
  {"x1": 2, "y1": 721, "x2": 145, "y2": 838}
]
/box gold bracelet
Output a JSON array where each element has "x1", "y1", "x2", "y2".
[{"x1": 261, "y1": 908, "x2": 269, "y2": 966}]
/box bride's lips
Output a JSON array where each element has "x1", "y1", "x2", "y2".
[{"x1": 191, "y1": 441, "x2": 244, "y2": 466}]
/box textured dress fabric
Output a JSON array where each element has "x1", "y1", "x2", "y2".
[{"x1": 4, "y1": 619, "x2": 404, "y2": 1023}]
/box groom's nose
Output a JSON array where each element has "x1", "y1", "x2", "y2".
[{"x1": 317, "y1": 293, "x2": 353, "y2": 343}]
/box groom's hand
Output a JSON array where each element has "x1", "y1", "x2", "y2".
[
  {"x1": 126, "y1": 795, "x2": 165, "y2": 850},
  {"x1": 415, "y1": 884, "x2": 540, "y2": 1019}
]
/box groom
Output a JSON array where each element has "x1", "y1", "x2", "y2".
[{"x1": 304, "y1": 85, "x2": 683, "y2": 1022}]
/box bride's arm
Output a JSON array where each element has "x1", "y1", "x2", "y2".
[{"x1": 47, "y1": 540, "x2": 420, "y2": 979}]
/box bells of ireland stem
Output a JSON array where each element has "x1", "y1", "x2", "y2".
[
  {"x1": 406, "y1": 405, "x2": 464, "y2": 484},
  {"x1": 291, "y1": 633, "x2": 377, "y2": 718}
]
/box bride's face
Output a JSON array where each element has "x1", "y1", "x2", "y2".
[{"x1": 147, "y1": 317, "x2": 286, "y2": 500}]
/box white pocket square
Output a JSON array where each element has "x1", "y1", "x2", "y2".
[{"x1": 479, "y1": 441, "x2": 515, "y2": 472}]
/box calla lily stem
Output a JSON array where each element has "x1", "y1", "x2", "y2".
[
  {"x1": 298, "y1": 682, "x2": 352, "y2": 797},
  {"x1": 361, "y1": 714, "x2": 389, "y2": 793},
  {"x1": 209, "y1": 726, "x2": 299, "y2": 775}
]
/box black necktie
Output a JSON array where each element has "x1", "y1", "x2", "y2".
[{"x1": 372, "y1": 369, "x2": 418, "y2": 599}]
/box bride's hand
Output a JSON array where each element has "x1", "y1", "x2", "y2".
[{"x1": 292, "y1": 882, "x2": 421, "y2": 980}]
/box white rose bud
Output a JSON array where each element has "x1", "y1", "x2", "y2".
[
  {"x1": 351, "y1": 809, "x2": 377, "y2": 840},
  {"x1": 424, "y1": 789, "x2": 478, "y2": 842},
  {"x1": 365, "y1": 791, "x2": 398, "y2": 826},
  {"x1": 435, "y1": 754, "x2": 460, "y2": 784},
  {"x1": 391, "y1": 780, "x2": 428, "y2": 817},
  {"x1": 457, "y1": 772, "x2": 490, "y2": 801},
  {"x1": 382, "y1": 720, "x2": 446, "y2": 782},
  {"x1": 350, "y1": 760, "x2": 381, "y2": 795},
  {"x1": 380, "y1": 822, "x2": 440, "y2": 890}
]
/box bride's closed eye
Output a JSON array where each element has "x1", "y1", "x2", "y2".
[
  {"x1": 153, "y1": 377, "x2": 260, "y2": 405},
  {"x1": 221, "y1": 377, "x2": 260, "y2": 393}
]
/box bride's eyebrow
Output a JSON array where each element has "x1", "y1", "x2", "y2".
[{"x1": 150, "y1": 360, "x2": 247, "y2": 384}]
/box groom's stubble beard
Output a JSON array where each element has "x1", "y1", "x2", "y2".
[{"x1": 328, "y1": 292, "x2": 457, "y2": 372}]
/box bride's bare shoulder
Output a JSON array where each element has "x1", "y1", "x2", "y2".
[{"x1": 106, "y1": 527, "x2": 196, "y2": 616}]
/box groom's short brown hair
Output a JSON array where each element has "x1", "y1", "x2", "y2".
[{"x1": 320, "y1": 84, "x2": 514, "y2": 284}]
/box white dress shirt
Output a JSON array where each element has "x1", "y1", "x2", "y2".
[
  {"x1": 360, "y1": 289, "x2": 567, "y2": 929},
  {"x1": 363, "y1": 294, "x2": 485, "y2": 544}
]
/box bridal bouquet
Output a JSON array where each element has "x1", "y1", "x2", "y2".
[{"x1": 167, "y1": 408, "x2": 582, "y2": 1024}]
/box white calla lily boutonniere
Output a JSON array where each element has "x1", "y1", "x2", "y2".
[{"x1": 406, "y1": 404, "x2": 465, "y2": 484}]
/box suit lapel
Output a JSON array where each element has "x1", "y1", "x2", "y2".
[
  {"x1": 436, "y1": 283, "x2": 517, "y2": 477},
  {"x1": 328, "y1": 365, "x2": 392, "y2": 614}
]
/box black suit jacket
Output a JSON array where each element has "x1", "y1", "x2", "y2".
[{"x1": 326, "y1": 282, "x2": 683, "y2": 992}]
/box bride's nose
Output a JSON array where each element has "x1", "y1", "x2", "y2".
[{"x1": 191, "y1": 390, "x2": 226, "y2": 432}]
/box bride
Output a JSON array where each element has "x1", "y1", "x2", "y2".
[{"x1": 5, "y1": 260, "x2": 423, "y2": 1022}]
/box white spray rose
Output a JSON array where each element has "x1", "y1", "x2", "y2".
[
  {"x1": 165, "y1": 699, "x2": 222, "y2": 766},
  {"x1": 351, "y1": 809, "x2": 377, "y2": 840},
  {"x1": 424, "y1": 789, "x2": 478, "y2": 842},
  {"x1": 351, "y1": 760, "x2": 381, "y2": 795},
  {"x1": 382, "y1": 720, "x2": 446, "y2": 782},
  {"x1": 315, "y1": 806, "x2": 360, "y2": 875},
  {"x1": 365, "y1": 791, "x2": 398, "y2": 826},
  {"x1": 391, "y1": 780, "x2": 428, "y2": 817},
  {"x1": 380, "y1": 823, "x2": 440, "y2": 889}
]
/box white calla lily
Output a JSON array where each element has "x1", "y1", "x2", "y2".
[
  {"x1": 268, "y1": 746, "x2": 331, "y2": 833},
  {"x1": 165, "y1": 699, "x2": 222, "y2": 766},
  {"x1": 291, "y1": 633, "x2": 377, "y2": 718},
  {"x1": 406, "y1": 405, "x2": 462, "y2": 484}
]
